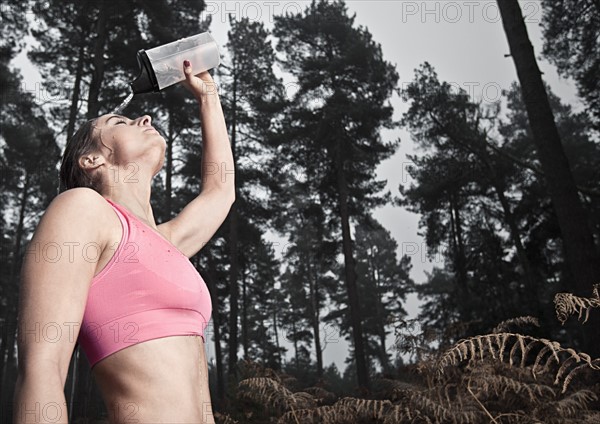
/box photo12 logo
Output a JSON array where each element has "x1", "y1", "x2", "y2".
[
  {"x1": 200, "y1": 1, "x2": 305, "y2": 24},
  {"x1": 399, "y1": 1, "x2": 541, "y2": 24}
]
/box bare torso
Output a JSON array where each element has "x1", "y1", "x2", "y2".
[{"x1": 87, "y1": 200, "x2": 215, "y2": 423}]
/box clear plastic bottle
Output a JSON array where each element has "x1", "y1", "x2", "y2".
[{"x1": 131, "y1": 32, "x2": 220, "y2": 94}]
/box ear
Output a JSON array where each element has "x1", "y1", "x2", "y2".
[{"x1": 78, "y1": 153, "x2": 106, "y2": 172}]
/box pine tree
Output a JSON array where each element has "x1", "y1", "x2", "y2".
[
  {"x1": 0, "y1": 0, "x2": 60, "y2": 412},
  {"x1": 540, "y1": 0, "x2": 600, "y2": 129},
  {"x1": 272, "y1": 0, "x2": 400, "y2": 392},
  {"x1": 498, "y1": 0, "x2": 600, "y2": 356},
  {"x1": 353, "y1": 216, "x2": 413, "y2": 374},
  {"x1": 215, "y1": 15, "x2": 287, "y2": 385}
]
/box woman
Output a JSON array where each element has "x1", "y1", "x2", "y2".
[{"x1": 13, "y1": 61, "x2": 234, "y2": 423}]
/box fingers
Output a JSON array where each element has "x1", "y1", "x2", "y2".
[
  {"x1": 181, "y1": 60, "x2": 217, "y2": 100},
  {"x1": 183, "y1": 60, "x2": 212, "y2": 79},
  {"x1": 183, "y1": 60, "x2": 193, "y2": 77}
]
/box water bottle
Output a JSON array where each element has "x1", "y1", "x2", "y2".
[{"x1": 130, "y1": 32, "x2": 220, "y2": 94}]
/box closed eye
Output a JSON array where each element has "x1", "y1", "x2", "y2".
[{"x1": 115, "y1": 120, "x2": 127, "y2": 125}]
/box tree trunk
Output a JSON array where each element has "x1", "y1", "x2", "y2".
[
  {"x1": 86, "y1": 0, "x2": 109, "y2": 119},
  {"x1": 166, "y1": 110, "x2": 174, "y2": 217},
  {"x1": 492, "y1": 183, "x2": 541, "y2": 311},
  {"x1": 334, "y1": 140, "x2": 369, "y2": 392},
  {"x1": 306, "y1": 251, "x2": 323, "y2": 377},
  {"x1": 498, "y1": 0, "x2": 600, "y2": 355},
  {"x1": 66, "y1": 41, "x2": 85, "y2": 142},
  {"x1": 0, "y1": 172, "x2": 30, "y2": 415},
  {"x1": 371, "y1": 251, "x2": 390, "y2": 373},
  {"x1": 206, "y1": 254, "x2": 225, "y2": 409},
  {"x1": 242, "y1": 269, "x2": 248, "y2": 360},
  {"x1": 272, "y1": 306, "x2": 281, "y2": 370},
  {"x1": 450, "y1": 195, "x2": 471, "y2": 321},
  {"x1": 227, "y1": 68, "x2": 240, "y2": 378},
  {"x1": 67, "y1": 348, "x2": 79, "y2": 421},
  {"x1": 292, "y1": 320, "x2": 299, "y2": 369}
]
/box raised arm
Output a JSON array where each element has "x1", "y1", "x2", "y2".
[
  {"x1": 158, "y1": 62, "x2": 235, "y2": 258},
  {"x1": 13, "y1": 188, "x2": 107, "y2": 423}
]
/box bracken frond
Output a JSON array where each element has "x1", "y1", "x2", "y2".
[
  {"x1": 532, "y1": 343, "x2": 562, "y2": 376},
  {"x1": 547, "y1": 390, "x2": 598, "y2": 418},
  {"x1": 561, "y1": 359, "x2": 600, "y2": 393},
  {"x1": 238, "y1": 359, "x2": 282, "y2": 382},
  {"x1": 238, "y1": 377, "x2": 304, "y2": 416},
  {"x1": 277, "y1": 406, "x2": 348, "y2": 424},
  {"x1": 381, "y1": 405, "x2": 410, "y2": 424},
  {"x1": 493, "y1": 316, "x2": 540, "y2": 334},
  {"x1": 436, "y1": 333, "x2": 600, "y2": 393},
  {"x1": 409, "y1": 390, "x2": 480, "y2": 423},
  {"x1": 214, "y1": 412, "x2": 239, "y2": 424},
  {"x1": 302, "y1": 387, "x2": 338, "y2": 405},
  {"x1": 334, "y1": 397, "x2": 394, "y2": 420},
  {"x1": 292, "y1": 391, "x2": 318, "y2": 409},
  {"x1": 554, "y1": 284, "x2": 600, "y2": 325},
  {"x1": 467, "y1": 372, "x2": 555, "y2": 403},
  {"x1": 580, "y1": 411, "x2": 600, "y2": 423}
]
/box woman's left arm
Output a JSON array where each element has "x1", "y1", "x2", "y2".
[{"x1": 158, "y1": 61, "x2": 235, "y2": 258}]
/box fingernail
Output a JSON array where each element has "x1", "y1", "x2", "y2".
[{"x1": 184, "y1": 60, "x2": 191, "y2": 67}]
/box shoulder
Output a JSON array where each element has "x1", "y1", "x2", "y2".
[
  {"x1": 40, "y1": 188, "x2": 114, "y2": 244},
  {"x1": 49, "y1": 187, "x2": 109, "y2": 216}
]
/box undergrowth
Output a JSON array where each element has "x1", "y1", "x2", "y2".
[{"x1": 215, "y1": 286, "x2": 600, "y2": 423}]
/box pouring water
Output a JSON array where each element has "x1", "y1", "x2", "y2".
[{"x1": 112, "y1": 90, "x2": 134, "y2": 114}]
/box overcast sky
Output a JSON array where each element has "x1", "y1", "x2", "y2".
[{"x1": 12, "y1": 0, "x2": 582, "y2": 373}]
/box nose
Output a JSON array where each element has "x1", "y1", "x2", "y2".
[{"x1": 137, "y1": 115, "x2": 152, "y2": 126}]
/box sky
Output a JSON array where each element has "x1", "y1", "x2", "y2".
[{"x1": 11, "y1": 0, "x2": 582, "y2": 374}]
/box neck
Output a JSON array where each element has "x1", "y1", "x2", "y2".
[{"x1": 101, "y1": 178, "x2": 157, "y2": 228}]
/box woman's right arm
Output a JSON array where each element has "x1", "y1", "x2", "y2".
[{"x1": 13, "y1": 188, "x2": 107, "y2": 424}]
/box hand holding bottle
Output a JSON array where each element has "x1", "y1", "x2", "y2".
[{"x1": 182, "y1": 60, "x2": 218, "y2": 101}]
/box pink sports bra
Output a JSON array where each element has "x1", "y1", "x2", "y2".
[{"x1": 77, "y1": 198, "x2": 212, "y2": 368}]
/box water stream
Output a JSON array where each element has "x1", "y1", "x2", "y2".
[{"x1": 111, "y1": 91, "x2": 134, "y2": 114}]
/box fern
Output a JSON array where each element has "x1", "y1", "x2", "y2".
[
  {"x1": 551, "y1": 390, "x2": 598, "y2": 417},
  {"x1": 492, "y1": 316, "x2": 540, "y2": 334},
  {"x1": 554, "y1": 284, "x2": 600, "y2": 325},
  {"x1": 302, "y1": 386, "x2": 337, "y2": 405},
  {"x1": 238, "y1": 377, "x2": 312, "y2": 417},
  {"x1": 467, "y1": 372, "x2": 555, "y2": 403},
  {"x1": 437, "y1": 332, "x2": 600, "y2": 392},
  {"x1": 408, "y1": 390, "x2": 480, "y2": 423},
  {"x1": 214, "y1": 412, "x2": 239, "y2": 424}
]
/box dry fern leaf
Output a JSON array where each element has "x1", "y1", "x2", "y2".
[
  {"x1": 467, "y1": 373, "x2": 555, "y2": 402},
  {"x1": 438, "y1": 333, "x2": 557, "y2": 371},
  {"x1": 409, "y1": 391, "x2": 480, "y2": 423},
  {"x1": 382, "y1": 405, "x2": 410, "y2": 424},
  {"x1": 493, "y1": 316, "x2": 540, "y2": 334},
  {"x1": 291, "y1": 391, "x2": 318, "y2": 409},
  {"x1": 554, "y1": 285, "x2": 600, "y2": 325},
  {"x1": 550, "y1": 389, "x2": 598, "y2": 418},
  {"x1": 277, "y1": 405, "x2": 355, "y2": 424},
  {"x1": 302, "y1": 387, "x2": 337, "y2": 404},
  {"x1": 580, "y1": 411, "x2": 600, "y2": 423},
  {"x1": 238, "y1": 377, "x2": 299, "y2": 416},
  {"x1": 438, "y1": 333, "x2": 600, "y2": 394},
  {"x1": 238, "y1": 359, "x2": 282, "y2": 382},
  {"x1": 334, "y1": 397, "x2": 394, "y2": 420},
  {"x1": 213, "y1": 412, "x2": 239, "y2": 424}
]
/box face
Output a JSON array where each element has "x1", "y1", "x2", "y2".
[{"x1": 94, "y1": 113, "x2": 166, "y2": 175}]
